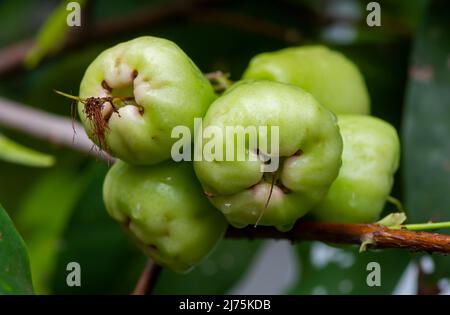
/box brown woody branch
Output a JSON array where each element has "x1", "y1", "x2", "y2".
[
  {"x1": 226, "y1": 221, "x2": 450, "y2": 254},
  {"x1": 135, "y1": 222, "x2": 450, "y2": 294},
  {"x1": 132, "y1": 260, "x2": 162, "y2": 295}
]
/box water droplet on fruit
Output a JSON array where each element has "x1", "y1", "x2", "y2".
[
  {"x1": 349, "y1": 192, "x2": 357, "y2": 207},
  {"x1": 222, "y1": 203, "x2": 232, "y2": 214},
  {"x1": 131, "y1": 203, "x2": 142, "y2": 219}
]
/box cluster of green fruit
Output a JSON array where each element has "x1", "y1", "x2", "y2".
[{"x1": 77, "y1": 36, "x2": 400, "y2": 272}]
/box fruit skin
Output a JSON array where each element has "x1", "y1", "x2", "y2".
[
  {"x1": 242, "y1": 45, "x2": 370, "y2": 115},
  {"x1": 103, "y1": 160, "x2": 227, "y2": 273},
  {"x1": 312, "y1": 115, "x2": 400, "y2": 223},
  {"x1": 78, "y1": 36, "x2": 216, "y2": 165},
  {"x1": 194, "y1": 80, "x2": 343, "y2": 231}
]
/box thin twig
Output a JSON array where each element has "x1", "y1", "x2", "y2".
[
  {"x1": 226, "y1": 221, "x2": 450, "y2": 254},
  {"x1": 132, "y1": 260, "x2": 162, "y2": 295}
]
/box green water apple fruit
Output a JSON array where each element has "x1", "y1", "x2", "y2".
[
  {"x1": 242, "y1": 45, "x2": 370, "y2": 115},
  {"x1": 103, "y1": 160, "x2": 227, "y2": 272},
  {"x1": 312, "y1": 115, "x2": 400, "y2": 223},
  {"x1": 193, "y1": 80, "x2": 343, "y2": 231},
  {"x1": 78, "y1": 36, "x2": 216, "y2": 165}
]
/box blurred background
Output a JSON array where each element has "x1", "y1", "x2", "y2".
[{"x1": 0, "y1": 0, "x2": 449, "y2": 294}]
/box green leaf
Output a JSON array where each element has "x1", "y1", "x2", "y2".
[
  {"x1": 154, "y1": 240, "x2": 262, "y2": 294},
  {"x1": 288, "y1": 242, "x2": 410, "y2": 294},
  {"x1": 15, "y1": 162, "x2": 98, "y2": 293},
  {"x1": 0, "y1": 134, "x2": 54, "y2": 167},
  {"x1": 402, "y1": 0, "x2": 450, "y2": 283},
  {"x1": 0, "y1": 204, "x2": 33, "y2": 294}
]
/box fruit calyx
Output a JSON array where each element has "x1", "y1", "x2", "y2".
[{"x1": 55, "y1": 89, "x2": 141, "y2": 151}]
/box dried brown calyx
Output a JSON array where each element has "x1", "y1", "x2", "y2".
[
  {"x1": 82, "y1": 96, "x2": 118, "y2": 151},
  {"x1": 54, "y1": 90, "x2": 134, "y2": 153}
]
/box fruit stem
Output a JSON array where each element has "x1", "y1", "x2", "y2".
[
  {"x1": 390, "y1": 221, "x2": 450, "y2": 231},
  {"x1": 54, "y1": 89, "x2": 80, "y2": 101}
]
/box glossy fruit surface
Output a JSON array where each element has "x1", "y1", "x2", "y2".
[
  {"x1": 103, "y1": 160, "x2": 227, "y2": 272},
  {"x1": 243, "y1": 45, "x2": 370, "y2": 115},
  {"x1": 194, "y1": 80, "x2": 343, "y2": 231},
  {"x1": 312, "y1": 115, "x2": 400, "y2": 223},
  {"x1": 78, "y1": 36, "x2": 216, "y2": 165}
]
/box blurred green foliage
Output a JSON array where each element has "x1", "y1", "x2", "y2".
[
  {"x1": 16, "y1": 160, "x2": 99, "y2": 293},
  {"x1": 402, "y1": 0, "x2": 450, "y2": 288},
  {"x1": 0, "y1": 0, "x2": 449, "y2": 294},
  {"x1": 25, "y1": 0, "x2": 87, "y2": 69}
]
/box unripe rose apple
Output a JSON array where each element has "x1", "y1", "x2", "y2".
[
  {"x1": 103, "y1": 160, "x2": 227, "y2": 272},
  {"x1": 194, "y1": 80, "x2": 343, "y2": 231},
  {"x1": 78, "y1": 36, "x2": 216, "y2": 165},
  {"x1": 312, "y1": 115, "x2": 400, "y2": 223},
  {"x1": 242, "y1": 45, "x2": 370, "y2": 115}
]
